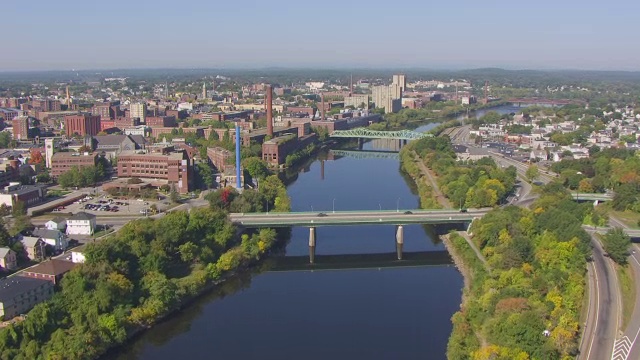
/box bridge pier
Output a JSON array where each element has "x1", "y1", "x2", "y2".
[
  {"x1": 309, "y1": 227, "x2": 316, "y2": 264},
  {"x1": 396, "y1": 225, "x2": 404, "y2": 260},
  {"x1": 358, "y1": 138, "x2": 363, "y2": 150}
]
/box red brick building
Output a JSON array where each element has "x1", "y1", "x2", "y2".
[
  {"x1": 117, "y1": 150, "x2": 192, "y2": 193},
  {"x1": 207, "y1": 146, "x2": 232, "y2": 172},
  {"x1": 21, "y1": 259, "x2": 76, "y2": 284},
  {"x1": 64, "y1": 114, "x2": 101, "y2": 137},
  {"x1": 50, "y1": 152, "x2": 98, "y2": 177},
  {"x1": 12, "y1": 117, "x2": 29, "y2": 140},
  {"x1": 146, "y1": 116, "x2": 176, "y2": 127},
  {"x1": 262, "y1": 134, "x2": 317, "y2": 166}
]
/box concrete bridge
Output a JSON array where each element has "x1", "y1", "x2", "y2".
[
  {"x1": 230, "y1": 209, "x2": 487, "y2": 263},
  {"x1": 571, "y1": 192, "x2": 614, "y2": 202},
  {"x1": 589, "y1": 227, "x2": 640, "y2": 239},
  {"x1": 229, "y1": 209, "x2": 487, "y2": 228},
  {"x1": 330, "y1": 128, "x2": 432, "y2": 140}
]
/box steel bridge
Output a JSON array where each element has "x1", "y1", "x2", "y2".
[
  {"x1": 330, "y1": 128, "x2": 432, "y2": 140},
  {"x1": 329, "y1": 150, "x2": 399, "y2": 160}
]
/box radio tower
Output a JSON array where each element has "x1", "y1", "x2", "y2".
[{"x1": 483, "y1": 81, "x2": 489, "y2": 105}]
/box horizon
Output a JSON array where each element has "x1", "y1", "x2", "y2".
[{"x1": 2, "y1": 0, "x2": 639, "y2": 72}]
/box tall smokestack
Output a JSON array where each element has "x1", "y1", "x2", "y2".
[
  {"x1": 321, "y1": 93, "x2": 325, "y2": 121},
  {"x1": 266, "y1": 84, "x2": 273, "y2": 137},
  {"x1": 350, "y1": 74, "x2": 353, "y2": 96},
  {"x1": 235, "y1": 123, "x2": 242, "y2": 189},
  {"x1": 66, "y1": 86, "x2": 70, "y2": 107}
]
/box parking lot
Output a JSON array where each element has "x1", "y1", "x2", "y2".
[{"x1": 53, "y1": 194, "x2": 171, "y2": 217}]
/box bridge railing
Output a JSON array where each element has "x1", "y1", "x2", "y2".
[{"x1": 330, "y1": 128, "x2": 433, "y2": 140}]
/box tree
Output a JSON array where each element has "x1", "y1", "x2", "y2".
[
  {"x1": 601, "y1": 228, "x2": 631, "y2": 264},
  {"x1": 525, "y1": 164, "x2": 539, "y2": 182},
  {"x1": 169, "y1": 186, "x2": 180, "y2": 203},
  {"x1": 242, "y1": 157, "x2": 269, "y2": 181},
  {"x1": 12, "y1": 200, "x2": 26, "y2": 217},
  {"x1": 127, "y1": 177, "x2": 143, "y2": 184},
  {"x1": 29, "y1": 149, "x2": 44, "y2": 165}
]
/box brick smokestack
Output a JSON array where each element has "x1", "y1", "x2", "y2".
[
  {"x1": 266, "y1": 85, "x2": 273, "y2": 137},
  {"x1": 321, "y1": 93, "x2": 325, "y2": 121}
]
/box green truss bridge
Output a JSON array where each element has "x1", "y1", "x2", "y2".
[{"x1": 330, "y1": 128, "x2": 432, "y2": 140}]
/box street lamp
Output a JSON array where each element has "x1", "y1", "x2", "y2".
[
  {"x1": 333, "y1": 198, "x2": 336, "y2": 213},
  {"x1": 397, "y1": 198, "x2": 400, "y2": 212},
  {"x1": 379, "y1": 203, "x2": 382, "y2": 211},
  {"x1": 310, "y1": 205, "x2": 314, "y2": 212}
]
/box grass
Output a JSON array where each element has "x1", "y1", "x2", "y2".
[
  {"x1": 610, "y1": 210, "x2": 640, "y2": 229},
  {"x1": 47, "y1": 190, "x2": 71, "y2": 197},
  {"x1": 616, "y1": 263, "x2": 636, "y2": 330}
]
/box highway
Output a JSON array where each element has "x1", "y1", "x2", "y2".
[
  {"x1": 229, "y1": 209, "x2": 489, "y2": 227},
  {"x1": 618, "y1": 245, "x2": 640, "y2": 360},
  {"x1": 581, "y1": 231, "x2": 621, "y2": 360}
]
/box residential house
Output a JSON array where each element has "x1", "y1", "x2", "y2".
[
  {"x1": 45, "y1": 217, "x2": 66, "y2": 232},
  {"x1": 0, "y1": 248, "x2": 17, "y2": 271},
  {"x1": 530, "y1": 150, "x2": 548, "y2": 161},
  {"x1": 0, "y1": 276, "x2": 54, "y2": 320},
  {"x1": 20, "y1": 236, "x2": 46, "y2": 261},
  {"x1": 21, "y1": 259, "x2": 77, "y2": 284},
  {"x1": 66, "y1": 212, "x2": 96, "y2": 235},
  {"x1": 71, "y1": 244, "x2": 87, "y2": 264},
  {"x1": 32, "y1": 228, "x2": 67, "y2": 251}
]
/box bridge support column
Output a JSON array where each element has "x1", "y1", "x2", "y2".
[
  {"x1": 309, "y1": 227, "x2": 316, "y2": 264},
  {"x1": 396, "y1": 225, "x2": 404, "y2": 260},
  {"x1": 358, "y1": 138, "x2": 363, "y2": 150}
]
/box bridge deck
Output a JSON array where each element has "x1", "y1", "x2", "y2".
[{"x1": 230, "y1": 209, "x2": 488, "y2": 227}]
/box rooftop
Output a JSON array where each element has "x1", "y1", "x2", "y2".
[
  {"x1": 0, "y1": 276, "x2": 51, "y2": 302},
  {"x1": 69, "y1": 211, "x2": 96, "y2": 221},
  {"x1": 24, "y1": 259, "x2": 76, "y2": 277}
]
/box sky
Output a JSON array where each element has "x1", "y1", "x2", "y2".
[{"x1": 2, "y1": 0, "x2": 639, "y2": 71}]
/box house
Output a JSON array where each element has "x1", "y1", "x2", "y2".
[
  {"x1": 21, "y1": 259, "x2": 77, "y2": 284},
  {"x1": 66, "y1": 212, "x2": 96, "y2": 235},
  {"x1": 20, "y1": 236, "x2": 46, "y2": 261},
  {"x1": 453, "y1": 145, "x2": 491, "y2": 161},
  {"x1": 45, "y1": 217, "x2": 66, "y2": 232},
  {"x1": 71, "y1": 244, "x2": 87, "y2": 264},
  {"x1": 530, "y1": 150, "x2": 548, "y2": 161},
  {"x1": 32, "y1": 228, "x2": 67, "y2": 251},
  {"x1": 0, "y1": 248, "x2": 17, "y2": 271},
  {"x1": 0, "y1": 276, "x2": 54, "y2": 320}
]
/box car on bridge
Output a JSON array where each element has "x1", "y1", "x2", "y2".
[
  {"x1": 404, "y1": 211, "x2": 413, "y2": 214},
  {"x1": 317, "y1": 213, "x2": 328, "y2": 217}
]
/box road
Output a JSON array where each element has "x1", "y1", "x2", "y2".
[
  {"x1": 230, "y1": 209, "x2": 489, "y2": 227},
  {"x1": 619, "y1": 246, "x2": 640, "y2": 360},
  {"x1": 580, "y1": 231, "x2": 621, "y2": 360}
]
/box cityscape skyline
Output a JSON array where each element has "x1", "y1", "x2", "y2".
[{"x1": 1, "y1": 0, "x2": 639, "y2": 71}]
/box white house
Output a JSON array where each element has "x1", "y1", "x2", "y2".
[
  {"x1": 32, "y1": 228, "x2": 67, "y2": 251},
  {"x1": 71, "y1": 245, "x2": 86, "y2": 264},
  {"x1": 66, "y1": 212, "x2": 96, "y2": 236},
  {"x1": 45, "y1": 217, "x2": 66, "y2": 232}
]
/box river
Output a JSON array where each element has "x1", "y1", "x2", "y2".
[{"x1": 111, "y1": 106, "x2": 516, "y2": 360}]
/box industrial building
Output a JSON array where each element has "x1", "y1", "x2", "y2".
[{"x1": 117, "y1": 148, "x2": 193, "y2": 193}]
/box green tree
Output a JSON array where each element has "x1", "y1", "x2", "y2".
[
  {"x1": 601, "y1": 228, "x2": 631, "y2": 264},
  {"x1": 242, "y1": 157, "x2": 269, "y2": 181},
  {"x1": 525, "y1": 164, "x2": 539, "y2": 182}
]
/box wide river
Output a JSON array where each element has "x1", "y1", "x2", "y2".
[{"x1": 111, "y1": 106, "x2": 518, "y2": 360}]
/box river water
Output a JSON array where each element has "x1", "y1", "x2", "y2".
[{"x1": 112, "y1": 107, "x2": 516, "y2": 360}]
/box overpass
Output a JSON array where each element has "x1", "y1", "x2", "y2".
[
  {"x1": 588, "y1": 227, "x2": 640, "y2": 239},
  {"x1": 268, "y1": 251, "x2": 452, "y2": 272},
  {"x1": 571, "y1": 192, "x2": 613, "y2": 202},
  {"x1": 330, "y1": 128, "x2": 432, "y2": 140}
]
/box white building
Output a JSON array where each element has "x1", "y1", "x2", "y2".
[
  {"x1": 123, "y1": 125, "x2": 149, "y2": 137},
  {"x1": 45, "y1": 217, "x2": 66, "y2": 232},
  {"x1": 66, "y1": 212, "x2": 96, "y2": 236},
  {"x1": 32, "y1": 228, "x2": 67, "y2": 251}
]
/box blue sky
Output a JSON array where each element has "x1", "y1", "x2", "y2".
[{"x1": 2, "y1": 0, "x2": 639, "y2": 71}]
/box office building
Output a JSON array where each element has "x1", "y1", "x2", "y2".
[
  {"x1": 130, "y1": 103, "x2": 147, "y2": 123},
  {"x1": 372, "y1": 85, "x2": 402, "y2": 114},
  {"x1": 50, "y1": 152, "x2": 98, "y2": 177},
  {"x1": 343, "y1": 95, "x2": 369, "y2": 109},
  {"x1": 392, "y1": 74, "x2": 407, "y2": 93},
  {"x1": 117, "y1": 149, "x2": 192, "y2": 193},
  {"x1": 64, "y1": 114, "x2": 101, "y2": 137},
  {"x1": 12, "y1": 117, "x2": 29, "y2": 140}
]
